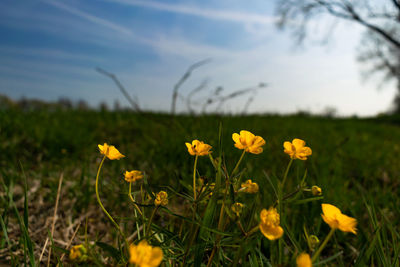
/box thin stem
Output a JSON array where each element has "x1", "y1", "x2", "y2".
[
  {"x1": 273, "y1": 187, "x2": 301, "y2": 207},
  {"x1": 311, "y1": 228, "x2": 336, "y2": 262},
  {"x1": 95, "y1": 155, "x2": 128, "y2": 251},
  {"x1": 237, "y1": 221, "x2": 247, "y2": 236},
  {"x1": 129, "y1": 182, "x2": 142, "y2": 240},
  {"x1": 281, "y1": 158, "x2": 293, "y2": 190},
  {"x1": 208, "y1": 153, "x2": 217, "y2": 169},
  {"x1": 140, "y1": 183, "x2": 146, "y2": 237},
  {"x1": 193, "y1": 155, "x2": 199, "y2": 200},
  {"x1": 128, "y1": 182, "x2": 143, "y2": 216},
  {"x1": 246, "y1": 225, "x2": 259, "y2": 237},
  {"x1": 146, "y1": 206, "x2": 159, "y2": 239},
  {"x1": 206, "y1": 179, "x2": 229, "y2": 266},
  {"x1": 277, "y1": 158, "x2": 292, "y2": 264},
  {"x1": 231, "y1": 150, "x2": 246, "y2": 177}
]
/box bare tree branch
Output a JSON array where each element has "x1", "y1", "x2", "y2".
[{"x1": 391, "y1": 0, "x2": 400, "y2": 12}]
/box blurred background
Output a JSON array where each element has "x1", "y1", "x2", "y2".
[{"x1": 1, "y1": 0, "x2": 399, "y2": 116}]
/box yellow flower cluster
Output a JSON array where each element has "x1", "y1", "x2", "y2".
[
  {"x1": 240, "y1": 179, "x2": 259, "y2": 193},
  {"x1": 124, "y1": 170, "x2": 144, "y2": 183},
  {"x1": 259, "y1": 207, "x2": 284, "y2": 240},
  {"x1": 231, "y1": 202, "x2": 244, "y2": 217},
  {"x1": 129, "y1": 240, "x2": 163, "y2": 267},
  {"x1": 69, "y1": 244, "x2": 87, "y2": 261},
  {"x1": 154, "y1": 191, "x2": 168, "y2": 206},
  {"x1": 94, "y1": 131, "x2": 358, "y2": 266}
]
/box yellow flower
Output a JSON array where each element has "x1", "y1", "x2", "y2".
[
  {"x1": 69, "y1": 244, "x2": 86, "y2": 261},
  {"x1": 232, "y1": 130, "x2": 265, "y2": 154},
  {"x1": 98, "y1": 143, "x2": 125, "y2": 160},
  {"x1": 311, "y1": 185, "x2": 322, "y2": 196},
  {"x1": 283, "y1": 139, "x2": 312, "y2": 160},
  {"x1": 259, "y1": 207, "x2": 284, "y2": 240},
  {"x1": 129, "y1": 240, "x2": 163, "y2": 267},
  {"x1": 240, "y1": 179, "x2": 259, "y2": 193},
  {"x1": 321, "y1": 203, "x2": 357, "y2": 234},
  {"x1": 185, "y1": 140, "x2": 212, "y2": 156},
  {"x1": 296, "y1": 253, "x2": 312, "y2": 267},
  {"x1": 154, "y1": 191, "x2": 168, "y2": 206},
  {"x1": 124, "y1": 170, "x2": 144, "y2": 183},
  {"x1": 231, "y1": 202, "x2": 244, "y2": 217}
]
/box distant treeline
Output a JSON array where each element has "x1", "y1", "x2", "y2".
[{"x1": 0, "y1": 94, "x2": 129, "y2": 112}]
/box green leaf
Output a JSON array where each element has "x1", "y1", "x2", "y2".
[{"x1": 96, "y1": 241, "x2": 122, "y2": 262}]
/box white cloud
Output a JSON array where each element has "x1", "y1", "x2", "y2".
[
  {"x1": 0, "y1": 45, "x2": 104, "y2": 63},
  {"x1": 104, "y1": 0, "x2": 277, "y2": 26}
]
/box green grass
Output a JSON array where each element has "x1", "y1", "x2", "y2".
[{"x1": 1, "y1": 108, "x2": 400, "y2": 266}]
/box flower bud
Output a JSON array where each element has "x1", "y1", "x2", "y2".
[{"x1": 311, "y1": 185, "x2": 322, "y2": 196}]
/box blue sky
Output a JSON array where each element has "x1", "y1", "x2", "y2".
[{"x1": 0, "y1": 0, "x2": 396, "y2": 116}]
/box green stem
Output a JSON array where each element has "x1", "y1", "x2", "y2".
[
  {"x1": 207, "y1": 179, "x2": 229, "y2": 266},
  {"x1": 231, "y1": 150, "x2": 246, "y2": 177},
  {"x1": 129, "y1": 182, "x2": 142, "y2": 240},
  {"x1": 146, "y1": 206, "x2": 159, "y2": 239},
  {"x1": 193, "y1": 155, "x2": 199, "y2": 200},
  {"x1": 246, "y1": 225, "x2": 259, "y2": 237},
  {"x1": 276, "y1": 158, "x2": 292, "y2": 264},
  {"x1": 128, "y1": 182, "x2": 143, "y2": 216},
  {"x1": 281, "y1": 158, "x2": 293, "y2": 190},
  {"x1": 95, "y1": 155, "x2": 128, "y2": 250},
  {"x1": 311, "y1": 228, "x2": 335, "y2": 262},
  {"x1": 208, "y1": 154, "x2": 217, "y2": 169}
]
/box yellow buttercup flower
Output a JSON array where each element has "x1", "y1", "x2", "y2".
[
  {"x1": 296, "y1": 253, "x2": 312, "y2": 267},
  {"x1": 69, "y1": 244, "x2": 86, "y2": 261},
  {"x1": 129, "y1": 240, "x2": 163, "y2": 267},
  {"x1": 231, "y1": 202, "x2": 244, "y2": 217},
  {"x1": 259, "y1": 207, "x2": 284, "y2": 240},
  {"x1": 232, "y1": 130, "x2": 265, "y2": 154},
  {"x1": 240, "y1": 179, "x2": 259, "y2": 193},
  {"x1": 98, "y1": 143, "x2": 125, "y2": 160},
  {"x1": 283, "y1": 139, "x2": 312, "y2": 160},
  {"x1": 154, "y1": 191, "x2": 168, "y2": 206},
  {"x1": 124, "y1": 170, "x2": 143, "y2": 183},
  {"x1": 311, "y1": 185, "x2": 322, "y2": 196},
  {"x1": 321, "y1": 203, "x2": 357, "y2": 234},
  {"x1": 185, "y1": 140, "x2": 212, "y2": 156}
]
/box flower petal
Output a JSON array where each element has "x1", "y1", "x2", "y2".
[
  {"x1": 232, "y1": 133, "x2": 240, "y2": 143},
  {"x1": 292, "y1": 138, "x2": 305, "y2": 149},
  {"x1": 322, "y1": 203, "x2": 341, "y2": 219},
  {"x1": 259, "y1": 224, "x2": 284, "y2": 240}
]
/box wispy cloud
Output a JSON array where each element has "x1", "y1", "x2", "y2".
[
  {"x1": 41, "y1": 1, "x2": 242, "y2": 60},
  {"x1": 0, "y1": 45, "x2": 104, "y2": 63},
  {"x1": 44, "y1": 0, "x2": 133, "y2": 36},
  {"x1": 105, "y1": 0, "x2": 277, "y2": 25}
]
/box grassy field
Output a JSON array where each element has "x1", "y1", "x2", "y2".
[{"x1": 1, "y1": 107, "x2": 400, "y2": 266}]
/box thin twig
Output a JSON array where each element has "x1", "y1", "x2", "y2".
[
  {"x1": 47, "y1": 173, "x2": 64, "y2": 267},
  {"x1": 57, "y1": 223, "x2": 81, "y2": 266},
  {"x1": 39, "y1": 238, "x2": 49, "y2": 263},
  {"x1": 171, "y1": 58, "x2": 211, "y2": 114},
  {"x1": 96, "y1": 67, "x2": 141, "y2": 112}
]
